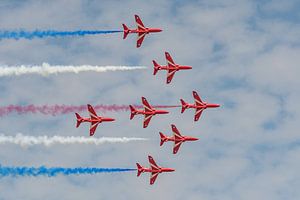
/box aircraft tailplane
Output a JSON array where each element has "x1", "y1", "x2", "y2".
[
  {"x1": 129, "y1": 105, "x2": 137, "y2": 120},
  {"x1": 136, "y1": 163, "x2": 143, "y2": 177},
  {"x1": 159, "y1": 132, "x2": 167, "y2": 146},
  {"x1": 122, "y1": 24, "x2": 130, "y2": 39},
  {"x1": 152, "y1": 60, "x2": 161, "y2": 75},
  {"x1": 180, "y1": 99, "x2": 187, "y2": 113},
  {"x1": 75, "y1": 113, "x2": 83, "y2": 128}
]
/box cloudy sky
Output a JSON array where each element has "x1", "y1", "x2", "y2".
[{"x1": 0, "y1": 0, "x2": 300, "y2": 199}]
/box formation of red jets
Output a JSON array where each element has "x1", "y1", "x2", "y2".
[{"x1": 75, "y1": 15, "x2": 220, "y2": 185}]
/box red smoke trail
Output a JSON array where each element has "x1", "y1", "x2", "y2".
[{"x1": 0, "y1": 104, "x2": 180, "y2": 117}]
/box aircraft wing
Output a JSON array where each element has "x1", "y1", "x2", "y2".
[
  {"x1": 194, "y1": 108, "x2": 204, "y2": 122},
  {"x1": 87, "y1": 104, "x2": 98, "y2": 120},
  {"x1": 165, "y1": 52, "x2": 175, "y2": 67},
  {"x1": 135, "y1": 15, "x2": 146, "y2": 30},
  {"x1": 148, "y1": 155, "x2": 159, "y2": 170},
  {"x1": 137, "y1": 32, "x2": 146, "y2": 48},
  {"x1": 150, "y1": 172, "x2": 159, "y2": 185},
  {"x1": 193, "y1": 91, "x2": 204, "y2": 106},
  {"x1": 173, "y1": 140, "x2": 183, "y2": 154},
  {"x1": 142, "y1": 97, "x2": 153, "y2": 112},
  {"x1": 90, "y1": 121, "x2": 100, "y2": 136},
  {"x1": 143, "y1": 114, "x2": 153, "y2": 128},
  {"x1": 171, "y1": 124, "x2": 182, "y2": 139},
  {"x1": 166, "y1": 69, "x2": 176, "y2": 84}
]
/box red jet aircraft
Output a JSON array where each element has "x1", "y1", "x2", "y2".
[
  {"x1": 136, "y1": 155, "x2": 175, "y2": 185},
  {"x1": 129, "y1": 97, "x2": 169, "y2": 128},
  {"x1": 153, "y1": 52, "x2": 192, "y2": 84},
  {"x1": 160, "y1": 124, "x2": 199, "y2": 154},
  {"x1": 75, "y1": 104, "x2": 115, "y2": 136},
  {"x1": 181, "y1": 91, "x2": 220, "y2": 121},
  {"x1": 122, "y1": 15, "x2": 162, "y2": 48}
]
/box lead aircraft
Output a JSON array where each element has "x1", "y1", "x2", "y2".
[
  {"x1": 181, "y1": 91, "x2": 220, "y2": 121},
  {"x1": 136, "y1": 155, "x2": 175, "y2": 185},
  {"x1": 122, "y1": 15, "x2": 162, "y2": 48}
]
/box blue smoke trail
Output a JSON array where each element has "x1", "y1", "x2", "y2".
[
  {"x1": 0, "y1": 165, "x2": 135, "y2": 177},
  {"x1": 0, "y1": 30, "x2": 122, "y2": 40}
]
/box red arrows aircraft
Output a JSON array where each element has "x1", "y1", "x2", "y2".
[
  {"x1": 181, "y1": 91, "x2": 220, "y2": 121},
  {"x1": 75, "y1": 104, "x2": 115, "y2": 136},
  {"x1": 136, "y1": 155, "x2": 175, "y2": 185},
  {"x1": 129, "y1": 97, "x2": 169, "y2": 128},
  {"x1": 153, "y1": 52, "x2": 192, "y2": 84},
  {"x1": 160, "y1": 124, "x2": 199, "y2": 154},
  {"x1": 122, "y1": 15, "x2": 162, "y2": 48}
]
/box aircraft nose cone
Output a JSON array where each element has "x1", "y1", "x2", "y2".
[
  {"x1": 209, "y1": 104, "x2": 220, "y2": 108},
  {"x1": 158, "y1": 110, "x2": 169, "y2": 114}
]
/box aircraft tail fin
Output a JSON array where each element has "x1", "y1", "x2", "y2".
[
  {"x1": 122, "y1": 24, "x2": 129, "y2": 39},
  {"x1": 136, "y1": 163, "x2": 143, "y2": 177},
  {"x1": 129, "y1": 105, "x2": 137, "y2": 120},
  {"x1": 180, "y1": 99, "x2": 187, "y2": 113},
  {"x1": 159, "y1": 132, "x2": 167, "y2": 146},
  {"x1": 152, "y1": 60, "x2": 160, "y2": 75},
  {"x1": 75, "y1": 113, "x2": 83, "y2": 128}
]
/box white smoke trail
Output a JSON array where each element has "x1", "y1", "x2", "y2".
[
  {"x1": 0, "y1": 63, "x2": 146, "y2": 76},
  {"x1": 0, "y1": 134, "x2": 148, "y2": 147}
]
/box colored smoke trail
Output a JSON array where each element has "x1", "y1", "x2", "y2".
[
  {"x1": 0, "y1": 134, "x2": 148, "y2": 147},
  {"x1": 0, "y1": 105, "x2": 180, "y2": 116},
  {"x1": 0, "y1": 30, "x2": 122, "y2": 40},
  {"x1": 0, "y1": 166, "x2": 135, "y2": 177},
  {"x1": 153, "y1": 105, "x2": 181, "y2": 109},
  {"x1": 0, "y1": 63, "x2": 146, "y2": 76}
]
